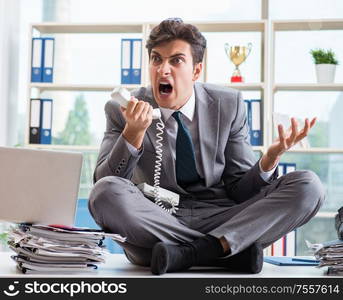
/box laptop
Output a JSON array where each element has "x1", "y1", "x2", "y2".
[{"x1": 0, "y1": 147, "x2": 83, "y2": 226}]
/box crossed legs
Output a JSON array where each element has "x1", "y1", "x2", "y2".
[{"x1": 88, "y1": 170, "x2": 324, "y2": 272}]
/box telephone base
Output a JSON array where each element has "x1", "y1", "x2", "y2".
[{"x1": 137, "y1": 183, "x2": 179, "y2": 206}]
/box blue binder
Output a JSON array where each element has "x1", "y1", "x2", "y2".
[
  {"x1": 131, "y1": 39, "x2": 142, "y2": 84},
  {"x1": 121, "y1": 39, "x2": 132, "y2": 84},
  {"x1": 278, "y1": 163, "x2": 297, "y2": 176},
  {"x1": 121, "y1": 38, "x2": 142, "y2": 84},
  {"x1": 250, "y1": 99, "x2": 262, "y2": 146},
  {"x1": 42, "y1": 38, "x2": 55, "y2": 82},
  {"x1": 244, "y1": 99, "x2": 252, "y2": 130},
  {"x1": 31, "y1": 38, "x2": 43, "y2": 82},
  {"x1": 39, "y1": 99, "x2": 53, "y2": 144},
  {"x1": 285, "y1": 163, "x2": 296, "y2": 173}
]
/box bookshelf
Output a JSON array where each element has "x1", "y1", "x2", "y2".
[
  {"x1": 26, "y1": 19, "x2": 343, "y2": 152},
  {"x1": 270, "y1": 19, "x2": 343, "y2": 154},
  {"x1": 25, "y1": 19, "x2": 343, "y2": 156},
  {"x1": 270, "y1": 19, "x2": 343, "y2": 226},
  {"x1": 26, "y1": 21, "x2": 268, "y2": 151}
]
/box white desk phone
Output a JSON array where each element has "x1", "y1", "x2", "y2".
[{"x1": 110, "y1": 87, "x2": 179, "y2": 214}]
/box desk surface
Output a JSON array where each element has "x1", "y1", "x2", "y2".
[{"x1": 0, "y1": 252, "x2": 333, "y2": 278}]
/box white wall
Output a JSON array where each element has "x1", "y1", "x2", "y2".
[
  {"x1": 0, "y1": 0, "x2": 20, "y2": 146},
  {"x1": 0, "y1": 0, "x2": 8, "y2": 145}
]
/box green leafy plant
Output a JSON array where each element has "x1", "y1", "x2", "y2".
[
  {"x1": 310, "y1": 48, "x2": 339, "y2": 65},
  {"x1": 0, "y1": 232, "x2": 8, "y2": 247}
]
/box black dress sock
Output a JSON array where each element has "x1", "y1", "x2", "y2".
[
  {"x1": 150, "y1": 234, "x2": 226, "y2": 275},
  {"x1": 210, "y1": 243, "x2": 264, "y2": 274},
  {"x1": 191, "y1": 235, "x2": 226, "y2": 264},
  {"x1": 151, "y1": 235, "x2": 263, "y2": 275}
]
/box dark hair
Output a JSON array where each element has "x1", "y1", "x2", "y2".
[{"x1": 146, "y1": 18, "x2": 207, "y2": 65}]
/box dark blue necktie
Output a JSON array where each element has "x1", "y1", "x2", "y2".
[{"x1": 172, "y1": 111, "x2": 200, "y2": 187}]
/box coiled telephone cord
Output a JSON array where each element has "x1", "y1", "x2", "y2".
[{"x1": 153, "y1": 117, "x2": 178, "y2": 214}]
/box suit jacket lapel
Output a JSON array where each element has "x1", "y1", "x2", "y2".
[{"x1": 194, "y1": 82, "x2": 220, "y2": 187}]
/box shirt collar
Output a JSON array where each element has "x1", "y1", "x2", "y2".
[{"x1": 159, "y1": 88, "x2": 195, "y2": 123}]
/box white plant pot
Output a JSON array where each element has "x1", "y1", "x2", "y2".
[{"x1": 315, "y1": 64, "x2": 336, "y2": 83}]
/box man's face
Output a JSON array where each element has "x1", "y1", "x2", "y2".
[{"x1": 149, "y1": 39, "x2": 202, "y2": 110}]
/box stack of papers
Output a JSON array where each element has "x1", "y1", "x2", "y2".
[
  {"x1": 8, "y1": 224, "x2": 126, "y2": 274},
  {"x1": 313, "y1": 239, "x2": 343, "y2": 275}
]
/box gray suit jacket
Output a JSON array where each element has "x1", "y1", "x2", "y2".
[{"x1": 94, "y1": 82, "x2": 277, "y2": 205}]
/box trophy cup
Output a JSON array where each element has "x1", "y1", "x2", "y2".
[{"x1": 224, "y1": 43, "x2": 252, "y2": 83}]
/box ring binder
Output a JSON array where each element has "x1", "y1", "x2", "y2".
[
  {"x1": 250, "y1": 99, "x2": 262, "y2": 146},
  {"x1": 29, "y1": 99, "x2": 41, "y2": 144},
  {"x1": 121, "y1": 39, "x2": 131, "y2": 84},
  {"x1": 40, "y1": 99, "x2": 53, "y2": 144},
  {"x1": 244, "y1": 99, "x2": 262, "y2": 146},
  {"x1": 42, "y1": 38, "x2": 55, "y2": 83},
  {"x1": 121, "y1": 38, "x2": 142, "y2": 84},
  {"x1": 131, "y1": 39, "x2": 142, "y2": 84},
  {"x1": 31, "y1": 38, "x2": 43, "y2": 82}
]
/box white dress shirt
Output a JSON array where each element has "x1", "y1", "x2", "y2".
[{"x1": 124, "y1": 88, "x2": 276, "y2": 182}]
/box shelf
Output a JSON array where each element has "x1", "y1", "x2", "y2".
[
  {"x1": 252, "y1": 146, "x2": 264, "y2": 152},
  {"x1": 287, "y1": 148, "x2": 343, "y2": 154},
  {"x1": 32, "y1": 21, "x2": 266, "y2": 35},
  {"x1": 249, "y1": 147, "x2": 343, "y2": 154},
  {"x1": 148, "y1": 20, "x2": 266, "y2": 32},
  {"x1": 29, "y1": 83, "x2": 266, "y2": 92},
  {"x1": 30, "y1": 83, "x2": 142, "y2": 92},
  {"x1": 25, "y1": 144, "x2": 99, "y2": 151},
  {"x1": 32, "y1": 23, "x2": 143, "y2": 34},
  {"x1": 216, "y1": 82, "x2": 266, "y2": 90},
  {"x1": 315, "y1": 211, "x2": 337, "y2": 218},
  {"x1": 273, "y1": 19, "x2": 343, "y2": 31},
  {"x1": 274, "y1": 83, "x2": 343, "y2": 92},
  {"x1": 25, "y1": 144, "x2": 265, "y2": 153},
  {"x1": 25, "y1": 145, "x2": 264, "y2": 152}
]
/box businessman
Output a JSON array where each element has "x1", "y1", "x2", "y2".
[{"x1": 89, "y1": 18, "x2": 325, "y2": 275}]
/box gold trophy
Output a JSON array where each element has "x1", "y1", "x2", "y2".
[{"x1": 224, "y1": 43, "x2": 252, "y2": 83}]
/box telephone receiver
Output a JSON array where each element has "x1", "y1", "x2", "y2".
[
  {"x1": 110, "y1": 87, "x2": 179, "y2": 214},
  {"x1": 110, "y1": 87, "x2": 161, "y2": 119}
]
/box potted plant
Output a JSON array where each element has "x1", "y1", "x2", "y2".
[{"x1": 310, "y1": 48, "x2": 339, "y2": 83}]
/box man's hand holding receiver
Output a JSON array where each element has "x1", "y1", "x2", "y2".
[
  {"x1": 260, "y1": 117, "x2": 317, "y2": 172},
  {"x1": 121, "y1": 96, "x2": 153, "y2": 150}
]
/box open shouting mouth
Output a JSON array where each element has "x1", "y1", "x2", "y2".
[{"x1": 159, "y1": 81, "x2": 173, "y2": 95}]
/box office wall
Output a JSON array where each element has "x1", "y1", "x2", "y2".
[{"x1": 0, "y1": 0, "x2": 20, "y2": 146}]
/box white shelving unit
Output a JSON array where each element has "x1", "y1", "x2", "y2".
[
  {"x1": 30, "y1": 83, "x2": 141, "y2": 92},
  {"x1": 25, "y1": 144, "x2": 99, "y2": 151},
  {"x1": 270, "y1": 19, "x2": 343, "y2": 221},
  {"x1": 270, "y1": 19, "x2": 343, "y2": 153},
  {"x1": 31, "y1": 23, "x2": 144, "y2": 34},
  {"x1": 26, "y1": 21, "x2": 268, "y2": 151},
  {"x1": 274, "y1": 83, "x2": 343, "y2": 92},
  {"x1": 26, "y1": 22, "x2": 147, "y2": 149},
  {"x1": 25, "y1": 18, "x2": 343, "y2": 158}
]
